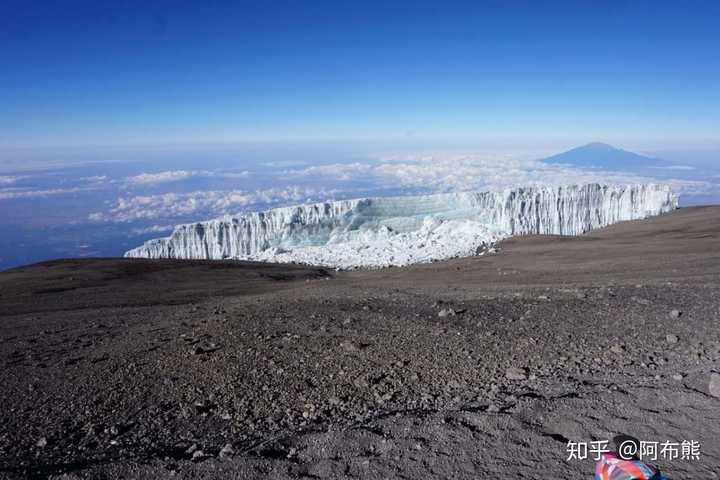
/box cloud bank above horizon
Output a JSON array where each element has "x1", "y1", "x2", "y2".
[
  {"x1": 85, "y1": 150, "x2": 711, "y2": 225},
  {"x1": 0, "y1": 142, "x2": 717, "y2": 271}
]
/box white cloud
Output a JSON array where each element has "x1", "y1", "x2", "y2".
[
  {"x1": 0, "y1": 187, "x2": 85, "y2": 200},
  {"x1": 90, "y1": 153, "x2": 713, "y2": 225},
  {"x1": 89, "y1": 190, "x2": 254, "y2": 221},
  {"x1": 126, "y1": 170, "x2": 200, "y2": 185},
  {"x1": 130, "y1": 224, "x2": 175, "y2": 236},
  {"x1": 89, "y1": 186, "x2": 337, "y2": 223},
  {"x1": 284, "y1": 162, "x2": 374, "y2": 181},
  {"x1": 650, "y1": 165, "x2": 696, "y2": 171},
  {"x1": 80, "y1": 175, "x2": 110, "y2": 182},
  {"x1": 125, "y1": 169, "x2": 251, "y2": 185},
  {"x1": 251, "y1": 185, "x2": 337, "y2": 204},
  {"x1": 284, "y1": 154, "x2": 709, "y2": 194},
  {"x1": 0, "y1": 176, "x2": 19, "y2": 185}
]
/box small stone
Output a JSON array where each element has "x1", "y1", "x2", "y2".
[
  {"x1": 505, "y1": 367, "x2": 528, "y2": 381},
  {"x1": 610, "y1": 344, "x2": 625, "y2": 354},
  {"x1": 669, "y1": 309, "x2": 683, "y2": 319},
  {"x1": 709, "y1": 372, "x2": 720, "y2": 398},
  {"x1": 672, "y1": 374, "x2": 684, "y2": 381},
  {"x1": 666, "y1": 334, "x2": 679, "y2": 344},
  {"x1": 353, "y1": 376, "x2": 369, "y2": 388},
  {"x1": 191, "y1": 450, "x2": 205, "y2": 461},
  {"x1": 487, "y1": 404, "x2": 500, "y2": 413},
  {"x1": 36, "y1": 437, "x2": 47, "y2": 448},
  {"x1": 632, "y1": 296, "x2": 651, "y2": 306},
  {"x1": 447, "y1": 379, "x2": 461, "y2": 389},
  {"x1": 340, "y1": 340, "x2": 359, "y2": 353},
  {"x1": 219, "y1": 443, "x2": 234, "y2": 459},
  {"x1": 194, "y1": 400, "x2": 216, "y2": 414},
  {"x1": 438, "y1": 308, "x2": 456, "y2": 318}
]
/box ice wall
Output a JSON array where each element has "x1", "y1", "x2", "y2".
[{"x1": 125, "y1": 184, "x2": 677, "y2": 268}]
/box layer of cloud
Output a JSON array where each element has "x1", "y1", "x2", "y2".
[
  {"x1": 89, "y1": 186, "x2": 337, "y2": 223},
  {"x1": 126, "y1": 170, "x2": 201, "y2": 185},
  {"x1": 650, "y1": 165, "x2": 696, "y2": 171},
  {"x1": 80, "y1": 175, "x2": 110, "y2": 182},
  {"x1": 0, "y1": 176, "x2": 19, "y2": 185},
  {"x1": 284, "y1": 162, "x2": 374, "y2": 181},
  {"x1": 130, "y1": 224, "x2": 175, "y2": 236},
  {"x1": 285, "y1": 154, "x2": 710, "y2": 194},
  {"x1": 126, "y1": 169, "x2": 250, "y2": 185},
  {"x1": 89, "y1": 153, "x2": 713, "y2": 226},
  {"x1": 0, "y1": 187, "x2": 86, "y2": 200}
]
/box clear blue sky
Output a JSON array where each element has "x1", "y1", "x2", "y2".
[{"x1": 1, "y1": 0, "x2": 719, "y2": 148}]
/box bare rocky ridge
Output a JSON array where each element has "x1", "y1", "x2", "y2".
[{"x1": 1, "y1": 206, "x2": 719, "y2": 479}]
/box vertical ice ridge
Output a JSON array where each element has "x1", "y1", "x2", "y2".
[{"x1": 124, "y1": 184, "x2": 677, "y2": 267}]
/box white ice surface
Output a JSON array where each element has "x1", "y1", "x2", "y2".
[{"x1": 125, "y1": 184, "x2": 678, "y2": 269}]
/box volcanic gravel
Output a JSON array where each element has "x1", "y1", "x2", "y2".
[{"x1": 1, "y1": 206, "x2": 719, "y2": 479}]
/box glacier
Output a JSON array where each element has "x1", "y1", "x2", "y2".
[{"x1": 124, "y1": 184, "x2": 678, "y2": 269}]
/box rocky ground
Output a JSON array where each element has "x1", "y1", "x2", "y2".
[{"x1": 1, "y1": 206, "x2": 719, "y2": 479}]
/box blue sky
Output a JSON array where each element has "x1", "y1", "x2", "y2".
[
  {"x1": 0, "y1": 1, "x2": 719, "y2": 270},
  {"x1": 1, "y1": 0, "x2": 719, "y2": 148}
]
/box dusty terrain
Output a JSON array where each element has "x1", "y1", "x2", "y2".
[{"x1": 1, "y1": 206, "x2": 719, "y2": 479}]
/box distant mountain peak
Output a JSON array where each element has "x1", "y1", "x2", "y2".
[
  {"x1": 543, "y1": 143, "x2": 663, "y2": 170},
  {"x1": 582, "y1": 142, "x2": 617, "y2": 150}
]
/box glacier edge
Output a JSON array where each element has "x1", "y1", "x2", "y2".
[{"x1": 124, "y1": 184, "x2": 678, "y2": 269}]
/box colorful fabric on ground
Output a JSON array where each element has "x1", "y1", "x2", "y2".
[{"x1": 594, "y1": 452, "x2": 660, "y2": 479}]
